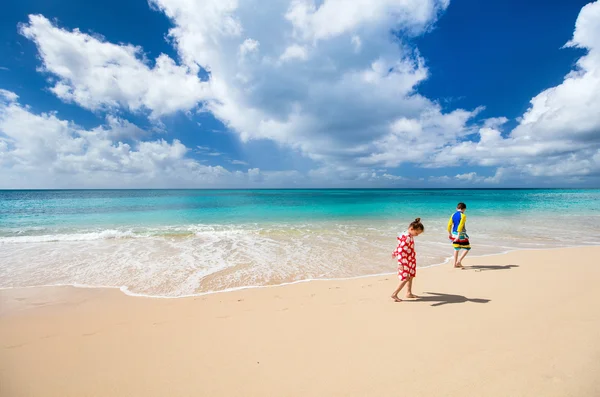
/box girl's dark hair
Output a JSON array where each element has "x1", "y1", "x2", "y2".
[
  {"x1": 409, "y1": 218, "x2": 424, "y2": 231},
  {"x1": 457, "y1": 202, "x2": 467, "y2": 210}
]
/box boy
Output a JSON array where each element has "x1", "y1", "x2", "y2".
[{"x1": 447, "y1": 202, "x2": 471, "y2": 268}]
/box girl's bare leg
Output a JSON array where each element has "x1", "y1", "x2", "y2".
[
  {"x1": 391, "y1": 279, "x2": 408, "y2": 302},
  {"x1": 405, "y1": 278, "x2": 418, "y2": 298}
]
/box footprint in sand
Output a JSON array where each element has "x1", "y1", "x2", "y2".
[{"x1": 4, "y1": 343, "x2": 26, "y2": 349}]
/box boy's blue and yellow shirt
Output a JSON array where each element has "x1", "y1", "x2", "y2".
[{"x1": 447, "y1": 210, "x2": 466, "y2": 234}]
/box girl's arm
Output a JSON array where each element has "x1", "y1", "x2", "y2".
[{"x1": 392, "y1": 235, "x2": 406, "y2": 258}]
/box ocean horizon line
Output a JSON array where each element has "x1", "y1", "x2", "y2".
[{"x1": 2, "y1": 187, "x2": 598, "y2": 192}]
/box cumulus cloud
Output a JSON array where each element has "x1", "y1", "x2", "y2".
[
  {"x1": 455, "y1": 172, "x2": 478, "y2": 182},
  {"x1": 145, "y1": 0, "x2": 479, "y2": 171},
  {"x1": 195, "y1": 146, "x2": 223, "y2": 157},
  {"x1": 279, "y1": 44, "x2": 309, "y2": 62},
  {"x1": 284, "y1": 0, "x2": 449, "y2": 41},
  {"x1": 19, "y1": 15, "x2": 211, "y2": 118},
  {"x1": 239, "y1": 38, "x2": 260, "y2": 57},
  {"x1": 427, "y1": 170, "x2": 503, "y2": 186},
  {"x1": 13, "y1": 0, "x2": 600, "y2": 186},
  {"x1": 16, "y1": 1, "x2": 488, "y2": 184},
  {"x1": 433, "y1": 1, "x2": 600, "y2": 180},
  {"x1": 0, "y1": 90, "x2": 306, "y2": 188},
  {"x1": 359, "y1": 107, "x2": 481, "y2": 167},
  {"x1": 0, "y1": 90, "x2": 418, "y2": 188}
]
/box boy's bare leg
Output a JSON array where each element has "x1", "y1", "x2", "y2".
[
  {"x1": 453, "y1": 250, "x2": 462, "y2": 268},
  {"x1": 391, "y1": 279, "x2": 409, "y2": 302},
  {"x1": 405, "y1": 278, "x2": 418, "y2": 298},
  {"x1": 456, "y1": 249, "x2": 470, "y2": 268}
]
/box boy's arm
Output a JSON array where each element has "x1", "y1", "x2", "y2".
[
  {"x1": 447, "y1": 216, "x2": 453, "y2": 235},
  {"x1": 457, "y1": 213, "x2": 467, "y2": 233}
]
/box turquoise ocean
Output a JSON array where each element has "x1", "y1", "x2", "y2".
[{"x1": 1, "y1": 189, "x2": 599, "y2": 297}]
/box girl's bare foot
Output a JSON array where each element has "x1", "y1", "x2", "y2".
[
  {"x1": 391, "y1": 295, "x2": 402, "y2": 302},
  {"x1": 454, "y1": 262, "x2": 464, "y2": 269},
  {"x1": 405, "y1": 294, "x2": 418, "y2": 299}
]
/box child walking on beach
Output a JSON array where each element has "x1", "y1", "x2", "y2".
[
  {"x1": 447, "y1": 202, "x2": 471, "y2": 268},
  {"x1": 391, "y1": 218, "x2": 424, "y2": 302}
]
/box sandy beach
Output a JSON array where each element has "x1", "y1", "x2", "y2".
[{"x1": 1, "y1": 246, "x2": 599, "y2": 397}]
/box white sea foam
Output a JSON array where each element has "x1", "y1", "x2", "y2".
[
  {"x1": 0, "y1": 218, "x2": 599, "y2": 297},
  {"x1": 0, "y1": 229, "x2": 139, "y2": 243}
]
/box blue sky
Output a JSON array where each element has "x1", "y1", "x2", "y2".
[{"x1": 0, "y1": 0, "x2": 599, "y2": 188}]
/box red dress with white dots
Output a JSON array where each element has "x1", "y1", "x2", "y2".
[{"x1": 392, "y1": 232, "x2": 416, "y2": 281}]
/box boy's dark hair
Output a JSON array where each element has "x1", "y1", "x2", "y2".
[
  {"x1": 457, "y1": 202, "x2": 467, "y2": 210},
  {"x1": 409, "y1": 218, "x2": 424, "y2": 231}
]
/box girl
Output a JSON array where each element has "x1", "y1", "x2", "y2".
[{"x1": 391, "y1": 218, "x2": 424, "y2": 302}]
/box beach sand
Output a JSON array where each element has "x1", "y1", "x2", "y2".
[{"x1": 1, "y1": 246, "x2": 599, "y2": 397}]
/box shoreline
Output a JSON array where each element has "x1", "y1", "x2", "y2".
[{"x1": 1, "y1": 243, "x2": 598, "y2": 300}]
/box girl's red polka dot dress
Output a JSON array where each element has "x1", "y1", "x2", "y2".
[{"x1": 392, "y1": 232, "x2": 416, "y2": 281}]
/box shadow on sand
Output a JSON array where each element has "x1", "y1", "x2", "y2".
[
  {"x1": 410, "y1": 292, "x2": 491, "y2": 307},
  {"x1": 464, "y1": 264, "x2": 519, "y2": 272}
]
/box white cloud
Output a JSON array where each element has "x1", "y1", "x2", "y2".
[
  {"x1": 0, "y1": 89, "x2": 18, "y2": 102},
  {"x1": 351, "y1": 35, "x2": 362, "y2": 52},
  {"x1": 19, "y1": 15, "x2": 211, "y2": 118},
  {"x1": 0, "y1": 90, "x2": 284, "y2": 188},
  {"x1": 239, "y1": 38, "x2": 260, "y2": 57},
  {"x1": 230, "y1": 159, "x2": 249, "y2": 165},
  {"x1": 99, "y1": 115, "x2": 149, "y2": 140},
  {"x1": 0, "y1": 91, "x2": 363, "y2": 188},
  {"x1": 20, "y1": 1, "x2": 473, "y2": 179},
  {"x1": 381, "y1": 173, "x2": 404, "y2": 181},
  {"x1": 146, "y1": 0, "x2": 475, "y2": 171},
  {"x1": 427, "y1": 170, "x2": 503, "y2": 186},
  {"x1": 13, "y1": 0, "x2": 600, "y2": 186},
  {"x1": 426, "y1": 1, "x2": 600, "y2": 182},
  {"x1": 428, "y1": 175, "x2": 451, "y2": 184},
  {"x1": 195, "y1": 146, "x2": 223, "y2": 157},
  {"x1": 455, "y1": 172, "x2": 477, "y2": 182},
  {"x1": 360, "y1": 107, "x2": 481, "y2": 167},
  {"x1": 279, "y1": 44, "x2": 308, "y2": 62},
  {"x1": 483, "y1": 116, "x2": 508, "y2": 129},
  {"x1": 284, "y1": 0, "x2": 448, "y2": 42},
  {"x1": 18, "y1": 1, "x2": 483, "y2": 184}
]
